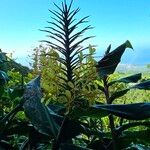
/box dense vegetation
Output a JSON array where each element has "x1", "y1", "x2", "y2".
[{"x1": 0, "y1": 1, "x2": 150, "y2": 150}]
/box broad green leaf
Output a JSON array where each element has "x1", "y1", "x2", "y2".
[
  {"x1": 70, "y1": 106, "x2": 109, "y2": 119},
  {"x1": 23, "y1": 76, "x2": 60, "y2": 137},
  {"x1": 23, "y1": 78, "x2": 84, "y2": 140},
  {"x1": 96, "y1": 40, "x2": 133, "y2": 77},
  {"x1": 92, "y1": 103, "x2": 150, "y2": 120},
  {"x1": 109, "y1": 73, "x2": 142, "y2": 86},
  {"x1": 118, "y1": 73, "x2": 142, "y2": 83},
  {"x1": 115, "y1": 121, "x2": 150, "y2": 136},
  {"x1": 60, "y1": 143, "x2": 92, "y2": 150},
  {"x1": 109, "y1": 89, "x2": 130, "y2": 103},
  {"x1": 104, "y1": 44, "x2": 111, "y2": 56},
  {"x1": 132, "y1": 80, "x2": 150, "y2": 90}
]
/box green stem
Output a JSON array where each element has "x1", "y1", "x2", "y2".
[
  {"x1": 115, "y1": 121, "x2": 150, "y2": 137},
  {"x1": 0, "y1": 102, "x2": 23, "y2": 141},
  {"x1": 52, "y1": 116, "x2": 69, "y2": 150},
  {"x1": 1, "y1": 103, "x2": 22, "y2": 123},
  {"x1": 103, "y1": 77, "x2": 117, "y2": 150}
]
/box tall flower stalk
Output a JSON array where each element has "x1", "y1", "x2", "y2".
[
  {"x1": 41, "y1": 0, "x2": 94, "y2": 100},
  {"x1": 40, "y1": 3, "x2": 94, "y2": 148}
]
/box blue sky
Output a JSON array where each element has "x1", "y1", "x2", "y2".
[{"x1": 0, "y1": 0, "x2": 150, "y2": 66}]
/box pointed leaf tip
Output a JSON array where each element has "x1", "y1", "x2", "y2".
[
  {"x1": 132, "y1": 80, "x2": 150, "y2": 90},
  {"x1": 97, "y1": 41, "x2": 133, "y2": 77},
  {"x1": 125, "y1": 40, "x2": 133, "y2": 49},
  {"x1": 26, "y1": 75, "x2": 41, "y2": 88},
  {"x1": 104, "y1": 44, "x2": 111, "y2": 56}
]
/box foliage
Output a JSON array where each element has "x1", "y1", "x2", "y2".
[
  {"x1": 0, "y1": 1, "x2": 150, "y2": 150},
  {"x1": 31, "y1": 45, "x2": 62, "y2": 104}
]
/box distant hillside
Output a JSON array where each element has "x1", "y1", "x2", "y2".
[
  {"x1": 7, "y1": 58, "x2": 31, "y2": 75},
  {"x1": 117, "y1": 64, "x2": 149, "y2": 73},
  {"x1": 0, "y1": 49, "x2": 31, "y2": 75}
]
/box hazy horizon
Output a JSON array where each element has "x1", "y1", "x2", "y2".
[{"x1": 0, "y1": 0, "x2": 150, "y2": 66}]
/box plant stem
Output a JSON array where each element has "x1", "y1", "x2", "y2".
[
  {"x1": 103, "y1": 77, "x2": 117, "y2": 150},
  {"x1": 0, "y1": 103, "x2": 23, "y2": 141},
  {"x1": 1, "y1": 103, "x2": 23, "y2": 123},
  {"x1": 52, "y1": 116, "x2": 69, "y2": 150},
  {"x1": 115, "y1": 121, "x2": 150, "y2": 137}
]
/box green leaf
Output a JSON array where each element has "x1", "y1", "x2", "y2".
[
  {"x1": 109, "y1": 73, "x2": 142, "y2": 86},
  {"x1": 60, "y1": 143, "x2": 92, "y2": 150},
  {"x1": 104, "y1": 44, "x2": 111, "y2": 56},
  {"x1": 115, "y1": 122, "x2": 150, "y2": 135},
  {"x1": 92, "y1": 103, "x2": 150, "y2": 120},
  {"x1": 125, "y1": 40, "x2": 133, "y2": 49},
  {"x1": 132, "y1": 80, "x2": 150, "y2": 90},
  {"x1": 70, "y1": 106, "x2": 109, "y2": 119},
  {"x1": 23, "y1": 76, "x2": 60, "y2": 137},
  {"x1": 97, "y1": 40, "x2": 133, "y2": 77},
  {"x1": 23, "y1": 78, "x2": 83, "y2": 140},
  {"x1": 120, "y1": 73, "x2": 142, "y2": 83},
  {"x1": 109, "y1": 89, "x2": 130, "y2": 103}
]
